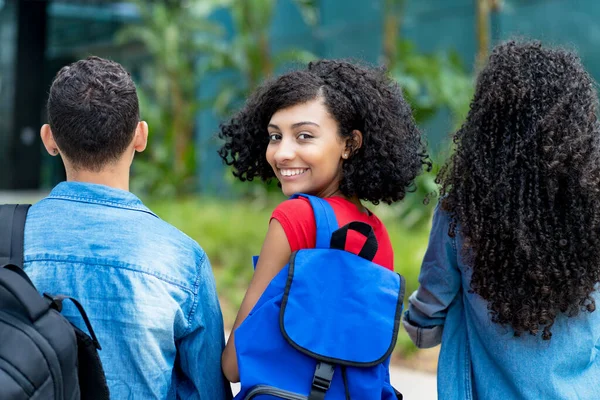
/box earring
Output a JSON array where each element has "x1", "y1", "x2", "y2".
[
  {"x1": 53, "y1": 149, "x2": 58, "y2": 155},
  {"x1": 343, "y1": 153, "x2": 348, "y2": 159}
]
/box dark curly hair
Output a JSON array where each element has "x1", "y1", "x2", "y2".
[
  {"x1": 438, "y1": 41, "x2": 600, "y2": 340},
  {"x1": 218, "y1": 60, "x2": 429, "y2": 204},
  {"x1": 48, "y1": 56, "x2": 139, "y2": 171}
]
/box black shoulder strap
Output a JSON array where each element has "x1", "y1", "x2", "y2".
[{"x1": 0, "y1": 204, "x2": 32, "y2": 269}]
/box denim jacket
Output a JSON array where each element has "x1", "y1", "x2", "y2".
[
  {"x1": 403, "y1": 205, "x2": 600, "y2": 400},
  {"x1": 23, "y1": 182, "x2": 232, "y2": 400}
]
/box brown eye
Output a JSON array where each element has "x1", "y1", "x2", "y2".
[{"x1": 298, "y1": 133, "x2": 313, "y2": 140}]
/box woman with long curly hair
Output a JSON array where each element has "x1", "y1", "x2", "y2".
[
  {"x1": 404, "y1": 41, "x2": 600, "y2": 399},
  {"x1": 218, "y1": 60, "x2": 428, "y2": 393}
]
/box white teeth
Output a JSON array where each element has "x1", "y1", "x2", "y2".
[{"x1": 280, "y1": 168, "x2": 307, "y2": 177}]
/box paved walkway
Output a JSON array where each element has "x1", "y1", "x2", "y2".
[
  {"x1": 0, "y1": 190, "x2": 48, "y2": 204},
  {"x1": 389, "y1": 365, "x2": 437, "y2": 400}
]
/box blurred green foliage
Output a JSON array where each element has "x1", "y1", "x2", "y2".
[
  {"x1": 204, "y1": 0, "x2": 317, "y2": 116},
  {"x1": 116, "y1": 0, "x2": 226, "y2": 197},
  {"x1": 391, "y1": 40, "x2": 473, "y2": 129},
  {"x1": 378, "y1": 0, "x2": 472, "y2": 230},
  {"x1": 117, "y1": 0, "x2": 316, "y2": 196},
  {"x1": 147, "y1": 195, "x2": 431, "y2": 355},
  {"x1": 388, "y1": 40, "x2": 473, "y2": 230}
]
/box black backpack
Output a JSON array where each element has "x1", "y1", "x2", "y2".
[{"x1": 0, "y1": 204, "x2": 110, "y2": 399}]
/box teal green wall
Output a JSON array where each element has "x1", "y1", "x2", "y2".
[{"x1": 497, "y1": 0, "x2": 600, "y2": 76}]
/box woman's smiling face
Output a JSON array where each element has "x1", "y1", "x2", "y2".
[{"x1": 266, "y1": 98, "x2": 348, "y2": 197}]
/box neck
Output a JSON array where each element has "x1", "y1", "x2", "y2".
[
  {"x1": 65, "y1": 160, "x2": 130, "y2": 191},
  {"x1": 344, "y1": 194, "x2": 368, "y2": 215},
  {"x1": 323, "y1": 187, "x2": 368, "y2": 215}
]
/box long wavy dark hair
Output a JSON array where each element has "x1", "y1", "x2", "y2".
[
  {"x1": 438, "y1": 41, "x2": 600, "y2": 340},
  {"x1": 218, "y1": 60, "x2": 430, "y2": 205}
]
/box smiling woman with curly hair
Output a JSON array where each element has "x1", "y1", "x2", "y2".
[
  {"x1": 404, "y1": 41, "x2": 600, "y2": 399},
  {"x1": 218, "y1": 60, "x2": 429, "y2": 394},
  {"x1": 218, "y1": 60, "x2": 428, "y2": 204}
]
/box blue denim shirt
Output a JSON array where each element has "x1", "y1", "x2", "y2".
[
  {"x1": 404, "y1": 206, "x2": 600, "y2": 400},
  {"x1": 23, "y1": 182, "x2": 232, "y2": 400}
]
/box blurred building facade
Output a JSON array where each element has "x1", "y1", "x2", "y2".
[{"x1": 1, "y1": 0, "x2": 600, "y2": 191}]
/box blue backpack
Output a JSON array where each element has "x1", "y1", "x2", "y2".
[{"x1": 234, "y1": 194, "x2": 405, "y2": 400}]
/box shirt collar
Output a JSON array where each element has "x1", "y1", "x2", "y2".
[{"x1": 46, "y1": 181, "x2": 158, "y2": 217}]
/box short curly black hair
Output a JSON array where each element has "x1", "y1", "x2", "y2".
[
  {"x1": 48, "y1": 56, "x2": 139, "y2": 171},
  {"x1": 438, "y1": 41, "x2": 600, "y2": 340},
  {"x1": 218, "y1": 60, "x2": 429, "y2": 204}
]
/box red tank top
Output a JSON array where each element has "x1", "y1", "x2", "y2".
[{"x1": 270, "y1": 196, "x2": 394, "y2": 270}]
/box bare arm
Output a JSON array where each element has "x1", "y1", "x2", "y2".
[{"x1": 221, "y1": 219, "x2": 291, "y2": 382}]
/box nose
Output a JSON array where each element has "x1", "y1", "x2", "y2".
[{"x1": 273, "y1": 137, "x2": 295, "y2": 164}]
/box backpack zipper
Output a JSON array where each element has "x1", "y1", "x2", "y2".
[{"x1": 245, "y1": 385, "x2": 307, "y2": 399}]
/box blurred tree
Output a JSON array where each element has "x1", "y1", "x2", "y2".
[
  {"x1": 381, "y1": 3, "x2": 474, "y2": 229},
  {"x1": 476, "y1": 0, "x2": 503, "y2": 70},
  {"x1": 199, "y1": 0, "x2": 317, "y2": 200},
  {"x1": 205, "y1": 0, "x2": 317, "y2": 116},
  {"x1": 382, "y1": 0, "x2": 405, "y2": 69},
  {"x1": 391, "y1": 41, "x2": 473, "y2": 129},
  {"x1": 116, "y1": 0, "x2": 223, "y2": 196},
  {"x1": 389, "y1": 41, "x2": 473, "y2": 229},
  {"x1": 115, "y1": 0, "x2": 316, "y2": 197},
  {"x1": 476, "y1": 0, "x2": 491, "y2": 70},
  {"x1": 381, "y1": 0, "x2": 472, "y2": 129}
]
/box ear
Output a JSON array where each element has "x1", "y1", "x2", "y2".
[
  {"x1": 133, "y1": 121, "x2": 148, "y2": 153},
  {"x1": 40, "y1": 124, "x2": 60, "y2": 156},
  {"x1": 344, "y1": 129, "x2": 363, "y2": 157}
]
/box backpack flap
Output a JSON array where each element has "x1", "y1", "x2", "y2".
[{"x1": 280, "y1": 248, "x2": 405, "y2": 366}]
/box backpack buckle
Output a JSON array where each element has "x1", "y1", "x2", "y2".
[
  {"x1": 311, "y1": 362, "x2": 335, "y2": 391},
  {"x1": 44, "y1": 293, "x2": 63, "y2": 312}
]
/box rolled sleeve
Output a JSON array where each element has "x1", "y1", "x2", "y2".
[{"x1": 402, "y1": 205, "x2": 461, "y2": 348}]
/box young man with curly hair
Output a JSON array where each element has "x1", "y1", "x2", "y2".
[
  {"x1": 26, "y1": 56, "x2": 231, "y2": 399},
  {"x1": 404, "y1": 41, "x2": 600, "y2": 399}
]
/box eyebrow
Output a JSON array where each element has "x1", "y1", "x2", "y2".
[{"x1": 268, "y1": 121, "x2": 320, "y2": 130}]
